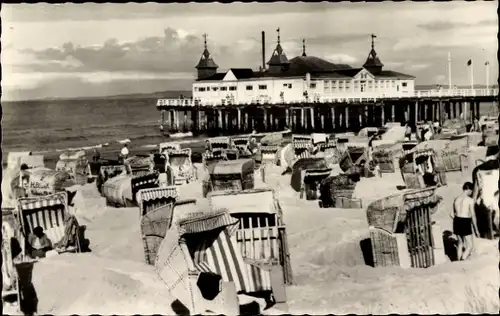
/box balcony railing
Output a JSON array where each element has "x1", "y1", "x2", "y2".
[{"x1": 156, "y1": 88, "x2": 498, "y2": 108}]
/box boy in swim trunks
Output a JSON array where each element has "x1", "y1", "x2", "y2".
[{"x1": 451, "y1": 182, "x2": 478, "y2": 261}]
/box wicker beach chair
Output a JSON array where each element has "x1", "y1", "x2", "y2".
[
  {"x1": 372, "y1": 143, "x2": 404, "y2": 174},
  {"x1": 165, "y1": 148, "x2": 197, "y2": 185},
  {"x1": 472, "y1": 159, "x2": 500, "y2": 240},
  {"x1": 155, "y1": 210, "x2": 278, "y2": 315},
  {"x1": 55, "y1": 150, "x2": 91, "y2": 185},
  {"x1": 339, "y1": 146, "x2": 368, "y2": 173},
  {"x1": 290, "y1": 157, "x2": 332, "y2": 200},
  {"x1": 102, "y1": 171, "x2": 159, "y2": 207},
  {"x1": 203, "y1": 159, "x2": 255, "y2": 197},
  {"x1": 292, "y1": 135, "x2": 313, "y2": 161},
  {"x1": 17, "y1": 192, "x2": 82, "y2": 258},
  {"x1": 232, "y1": 136, "x2": 250, "y2": 152},
  {"x1": 208, "y1": 188, "x2": 294, "y2": 291},
  {"x1": 411, "y1": 137, "x2": 468, "y2": 173},
  {"x1": 399, "y1": 149, "x2": 447, "y2": 190},
  {"x1": 319, "y1": 173, "x2": 362, "y2": 208},
  {"x1": 137, "y1": 186, "x2": 179, "y2": 217},
  {"x1": 2, "y1": 211, "x2": 21, "y2": 312},
  {"x1": 26, "y1": 167, "x2": 70, "y2": 197},
  {"x1": 366, "y1": 188, "x2": 443, "y2": 268},
  {"x1": 97, "y1": 165, "x2": 128, "y2": 195},
  {"x1": 259, "y1": 145, "x2": 282, "y2": 165}
]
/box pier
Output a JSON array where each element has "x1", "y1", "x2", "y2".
[{"x1": 156, "y1": 88, "x2": 499, "y2": 136}]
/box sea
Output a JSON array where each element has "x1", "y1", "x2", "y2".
[
  {"x1": 2, "y1": 97, "x2": 498, "y2": 168},
  {"x1": 1, "y1": 97, "x2": 206, "y2": 168}
]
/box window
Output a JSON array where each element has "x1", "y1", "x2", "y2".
[
  {"x1": 392, "y1": 80, "x2": 396, "y2": 87},
  {"x1": 283, "y1": 83, "x2": 292, "y2": 89},
  {"x1": 246, "y1": 85, "x2": 253, "y2": 91},
  {"x1": 402, "y1": 82, "x2": 408, "y2": 87},
  {"x1": 194, "y1": 87, "x2": 198, "y2": 92},
  {"x1": 310, "y1": 83, "x2": 316, "y2": 89},
  {"x1": 258, "y1": 85, "x2": 267, "y2": 90},
  {"x1": 220, "y1": 87, "x2": 228, "y2": 91},
  {"x1": 229, "y1": 86, "x2": 237, "y2": 91},
  {"x1": 199, "y1": 87, "x2": 206, "y2": 92},
  {"x1": 212, "y1": 87, "x2": 218, "y2": 91}
]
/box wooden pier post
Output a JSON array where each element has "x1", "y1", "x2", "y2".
[
  {"x1": 160, "y1": 110, "x2": 165, "y2": 132},
  {"x1": 263, "y1": 108, "x2": 268, "y2": 132},
  {"x1": 345, "y1": 106, "x2": 349, "y2": 129},
  {"x1": 217, "y1": 109, "x2": 223, "y2": 131},
  {"x1": 390, "y1": 104, "x2": 395, "y2": 122},
  {"x1": 438, "y1": 100, "x2": 444, "y2": 127},
  {"x1": 244, "y1": 111, "x2": 249, "y2": 133},
  {"x1": 475, "y1": 101, "x2": 480, "y2": 120},
  {"x1": 331, "y1": 107, "x2": 336, "y2": 131},
  {"x1": 470, "y1": 102, "x2": 475, "y2": 122},
  {"x1": 321, "y1": 112, "x2": 325, "y2": 131},
  {"x1": 310, "y1": 107, "x2": 315, "y2": 132},
  {"x1": 285, "y1": 109, "x2": 290, "y2": 129},
  {"x1": 381, "y1": 105, "x2": 385, "y2": 125},
  {"x1": 237, "y1": 108, "x2": 241, "y2": 133},
  {"x1": 269, "y1": 110, "x2": 274, "y2": 132}
]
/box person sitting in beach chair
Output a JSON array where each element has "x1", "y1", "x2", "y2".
[{"x1": 28, "y1": 226, "x2": 53, "y2": 258}]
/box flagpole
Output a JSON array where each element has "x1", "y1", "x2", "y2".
[
  {"x1": 448, "y1": 52, "x2": 452, "y2": 90},
  {"x1": 485, "y1": 61, "x2": 490, "y2": 91},
  {"x1": 470, "y1": 59, "x2": 474, "y2": 90}
]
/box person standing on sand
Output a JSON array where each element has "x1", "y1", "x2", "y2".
[
  {"x1": 451, "y1": 182, "x2": 478, "y2": 261},
  {"x1": 120, "y1": 144, "x2": 129, "y2": 160}
]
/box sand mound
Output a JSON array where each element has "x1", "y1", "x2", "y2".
[{"x1": 30, "y1": 254, "x2": 175, "y2": 314}]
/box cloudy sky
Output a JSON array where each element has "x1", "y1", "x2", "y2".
[{"x1": 2, "y1": 2, "x2": 498, "y2": 100}]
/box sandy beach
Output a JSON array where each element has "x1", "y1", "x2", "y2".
[{"x1": 18, "y1": 155, "x2": 498, "y2": 315}]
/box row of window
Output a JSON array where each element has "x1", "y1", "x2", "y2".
[{"x1": 195, "y1": 80, "x2": 408, "y2": 93}]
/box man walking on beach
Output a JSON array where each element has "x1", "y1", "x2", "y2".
[{"x1": 451, "y1": 182, "x2": 478, "y2": 261}]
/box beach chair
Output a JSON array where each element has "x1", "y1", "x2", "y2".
[
  {"x1": 259, "y1": 145, "x2": 282, "y2": 165},
  {"x1": 26, "y1": 167, "x2": 70, "y2": 197},
  {"x1": 102, "y1": 171, "x2": 159, "y2": 207},
  {"x1": 140, "y1": 198, "x2": 196, "y2": 266},
  {"x1": 137, "y1": 186, "x2": 179, "y2": 217},
  {"x1": 2, "y1": 210, "x2": 22, "y2": 312},
  {"x1": 17, "y1": 192, "x2": 82, "y2": 258},
  {"x1": 290, "y1": 158, "x2": 331, "y2": 200},
  {"x1": 55, "y1": 150, "x2": 90, "y2": 185},
  {"x1": 399, "y1": 149, "x2": 447, "y2": 190},
  {"x1": 339, "y1": 146, "x2": 367, "y2": 173},
  {"x1": 366, "y1": 188, "x2": 443, "y2": 268},
  {"x1": 124, "y1": 155, "x2": 154, "y2": 176},
  {"x1": 208, "y1": 188, "x2": 294, "y2": 290},
  {"x1": 292, "y1": 135, "x2": 313, "y2": 160},
  {"x1": 165, "y1": 148, "x2": 197, "y2": 185},
  {"x1": 472, "y1": 159, "x2": 500, "y2": 240},
  {"x1": 203, "y1": 159, "x2": 255, "y2": 197},
  {"x1": 411, "y1": 138, "x2": 468, "y2": 173},
  {"x1": 232, "y1": 136, "x2": 250, "y2": 152},
  {"x1": 159, "y1": 142, "x2": 181, "y2": 155},
  {"x1": 319, "y1": 173, "x2": 362, "y2": 208},
  {"x1": 372, "y1": 143, "x2": 404, "y2": 174},
  {"x1": 97, "y1": 165, "x2": 128, "y2": 195},
  {"x1": 155, "y1": 210, "x2": 279, "y2": 315}
]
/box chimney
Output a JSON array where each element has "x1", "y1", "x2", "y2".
[{"x1": 261, "y1": 31, "x2": 266, "y2": 71}]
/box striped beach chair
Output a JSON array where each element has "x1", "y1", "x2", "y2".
[
  {"x1": 17, "y1": 192, "x2": 81, "y2": 256},
  {"x1": 137, "y1": 186, "x2": 178, "y2": 217},
  {"x1": 155, "y1": 210, "x2": 277, "y2": 315}
]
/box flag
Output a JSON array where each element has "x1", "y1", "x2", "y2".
[
  {"x1": 485, "y1": 61, "x2": 489, "y2": 66},
  {"x1": 372, "y1": 34, "x2": 377, "y2": 39},
  {"x1": 467, "y1": 59, "x2": 472, "y2": 66}
]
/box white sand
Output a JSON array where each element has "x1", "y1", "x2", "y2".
[{"x1": 25, "y1": 160, "x2": 499, "y2": 314}]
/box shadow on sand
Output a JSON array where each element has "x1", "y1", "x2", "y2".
[
  {"x1": 359, "y1": 238, "x2": 374, "y2": 267},
  {"x1": 16, "y1": 261, "x2": 38, "y2": 315},
  {"x1": 442, "y1": 230, "x2": 458, "y2": 262}
]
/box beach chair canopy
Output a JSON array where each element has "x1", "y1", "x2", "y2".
[
  {"x1": 59, "y1": 150, "x2": 86, "y2": 161},
  {"x1": 209, "y1": 137, "x2": 231, "y2": 149},
  {"x1": 260, "y1": 132, "x2": 284, "y2": 146},
  {"x1": 208, "y1": 188, "x2": 280, "y2": 215},
  {"x1": 291, "y1": 158, "x2": 329, "y2": 192},
  {"x1": 207, "y1": 159, "x2": 254, "y2": 176},
  {"x1": 17, "y1": 191, "x2": 69, "y2": 245},
  {"x1": 260, "y1": 145, "x2": 281, "y2": 154},
  {"x1": 366, "y1": 188, "x2": 442, "y2": 232},
  {"x1": 137, "y1": 186, "x2": 178, "y2": 216},
  {"x1": 159, "y1": 142, "x2": 181, "y2": 154},
  {"x1": 20, "y1": 155, "x2": 45, "y2": 169},
  {"x1": 231, "y1": 136, "x2": 250, "y2": 147},
  {"x1": 167, "y1": 149, "x2": 191, "y2": 164},
  {"x1": 6, "y1": 152, "x2": 32, "y2": 170}
]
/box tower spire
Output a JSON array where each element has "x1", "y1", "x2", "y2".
[
  {"x1": 363, "y1": 33, "x2": 383, "y2": 74},
  {"x1": 277, "y1": 27, "x2": 280, "y2": 44},
  {"x1": 302, "y1": 38, "x2": 307, "y2": 57},
  {"x1": 196, "y1": 33, "x2": 218, "y2": 80},
  {"x1": 203, "y1": 33, "x2": 208, "y2": 49}
]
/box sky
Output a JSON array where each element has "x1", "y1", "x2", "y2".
[{"x1": 2, "y1": 2, "x2": 498, "y2": 101}]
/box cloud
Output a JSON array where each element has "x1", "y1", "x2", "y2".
[
  {"x1": 417, "y1": 19, "x2": 497, "y2": 31},
  {"x1": 325, "y1": 54, "x2": 358, "y2": 64}
]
